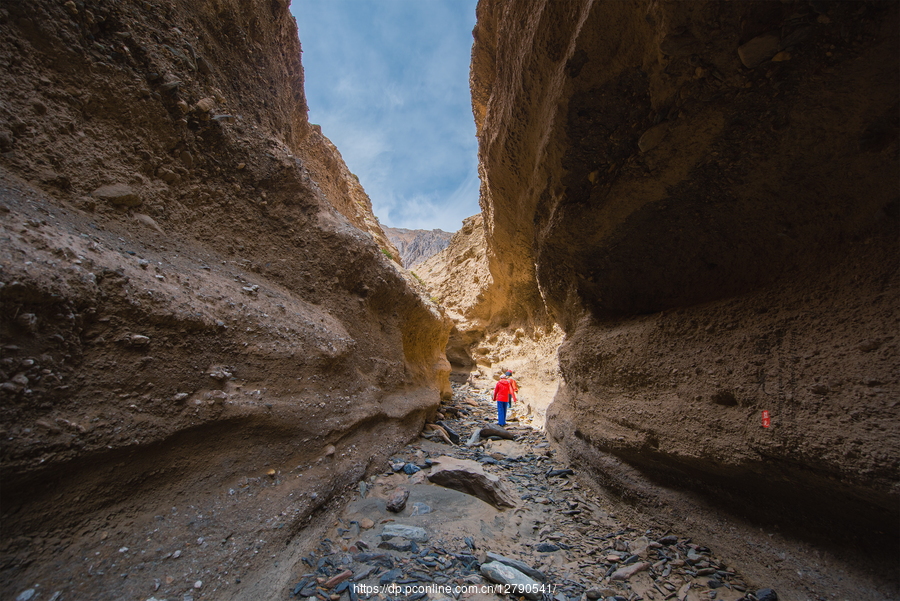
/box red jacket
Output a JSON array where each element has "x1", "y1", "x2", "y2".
[{"x1": 493, "y1": 378, "x2": 516, "y2": 403}]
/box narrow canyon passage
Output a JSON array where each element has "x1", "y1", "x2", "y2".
[{"x1": 1, "y1": 1, "x2": 897, "y2": 601}]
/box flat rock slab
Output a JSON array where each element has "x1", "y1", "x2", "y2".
[
  {"x1": 429, "y1": 456, "x2": 517, "y2": 508},
  {"x1": 485, "y1": 439, "x2": 527, "y2": 459},
  {"x1": 480, "y1": 561, "x2": 542, "y2": 600},
  {"x1": 91, "y1": 183, "x2": 141, "y2": 207},
  {"x1": 381, "y1": 524, "x2": 428, "y2": 543}
]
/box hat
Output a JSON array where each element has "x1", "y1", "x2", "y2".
[{"x1": 505, "y1": 370, "x2": 512, "y2": 376}]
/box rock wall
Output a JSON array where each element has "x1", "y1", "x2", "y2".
[
  {"x1": 418, "y1": 214, "x2": 564, "y2": 426},
  {"x1": 471, "y1": 0, "x2": 898, "y2": 593},
  {"x1": 384, "y1": 226, "x2": 453, "y2": 268},
  {"x1": 0, "y1": 0, "x2": 448, "y2": 598}
]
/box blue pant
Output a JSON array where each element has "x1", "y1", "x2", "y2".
[{"x1": 497, "y1": 401, "x2": 509, "y2": 426}]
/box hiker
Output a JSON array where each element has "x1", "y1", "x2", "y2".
[
  {"x1": 492, "y1": 372, "x2": 516, "y2": 426},
  {"x1": 505, "y1": 370, "x2": 518, "y2": 403}
]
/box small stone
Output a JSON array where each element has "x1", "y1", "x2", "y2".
[
  {"x1": 638, "y1": 122, "x2": 669, "y2": 153},
  {"x1": 359, "y1": 481, "x2": 367, "y2": 498},
  {"x1": 92, "y1": 183, "x2": 141, "y2": 207},
  {"x1": 386, "y1": 487, "x2": 409, "y2": 512},
  {"x1": 130, "y1": 334, "x2": 150, "y2": 346},
  {"x1": 64, "y1": 1, "x2": 78, "y2": 15},
  {"x1": 630, "y1": 536, "x2": 650, "y2": 557},
  {"x1": 738, "y1": 34, "x2": 780, "y2": 68},
  {"x1": 323, "y1": 569, "x2": 352, "y2": 588},
  {"x1": 194, "y1": 580, "x2": 202, "y2": 589},
  {"x1": 485, "y1": 551, "x2": 546, "y2": 582},
  {"x1": 481, "y1": 561, "x2": 542, "y2": 600},
  {"x1": 771, "y1": 51, "x2": 791, "y2": 62},
  {"x1": 610, "y1": 561, "x2": 650, "y2": 581},
  {"x1": 15, "y1": 589, "x2": 36, "y2": 601},
  {"x1": 403, "y1": 463, "x2": 421, "y2": 475},
  {"x1": 324, "y1": 444, "x2": 336, "y2": 457},
  {"x1": 858, "y1": 339, "x2": 881, "y2": 352},
  {"x1": 359, "y1": 517, "x2": 374, "y2": 530},
  {"x1": 378, "y1": 538, "x2": 413, "y2": 552},
  {"x1": 172, "y1": 549, "x2": 181, "y2": 559},
  {"x1": 193, "y1": 97, "x2": 215, "y2": 113},
  {"x1": 536, "y1": 543, "x2": 559, "y2": 553},
  {"x1": 379, "y1": 568, "x2": 401, "y2": 585},
  {"x1": 755, "y1": 589, "x2": 778, "y2": 601}
]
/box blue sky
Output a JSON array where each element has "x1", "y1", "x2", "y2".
[{"x1": 291, "y1": 0, "x2": 480, "y2": 232}]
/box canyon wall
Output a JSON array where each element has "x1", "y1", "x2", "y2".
[
  {"x1": 384, "y1": 226, "x2": 452, "y2": 268},
  {"x1": 0, "y1": 0, "x2": 448, "y2": 598},
  {"x1": 471, "y1": 0, "x2": 898, "y2": 594},
  {"x1": 418, "y1": 214, "x2": 564, "y2": 425}
]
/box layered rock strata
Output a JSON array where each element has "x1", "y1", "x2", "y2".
[
  {"x1": 0, "y1": 0, "x2": 448, "y2": 598},
  {"x1": 471, "y1": 0, "x2": 898, "y2": 593}
]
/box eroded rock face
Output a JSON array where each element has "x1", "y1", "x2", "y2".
[
  {"x1": 384, "y1": 226, "x2": 453, "y2": 268},
  {"x1": 0, "y1": 0, "x2": 448, "y2": 597},
  {"x1": 418, "y1": 214, "x2": 564, "y2": 425},
  {"x1": 472, "y1": 0, "x2": 898, "y2": 578}
]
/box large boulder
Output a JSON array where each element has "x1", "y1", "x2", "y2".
[{"x1": 427, "y1": 456, "x2": 518, "y2": 508}]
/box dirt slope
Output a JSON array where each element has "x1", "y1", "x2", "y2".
[
  {"x1": 469, "y1": 0, "x2": 899, "y2": 597},
  {"x1": 0, "y1": 1, "x2": 448, "y2": 599}
]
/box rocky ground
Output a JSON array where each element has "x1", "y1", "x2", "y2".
[{"x1": 266, "y1": 382, "x2": 780, "y2": 601}]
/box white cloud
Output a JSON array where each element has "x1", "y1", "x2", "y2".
[{"x1": 292, "y1": 0, "x2": 480, "y2": 232}]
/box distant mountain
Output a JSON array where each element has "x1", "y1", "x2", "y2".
[{"x1": 384, "y1": 227, "x2": 454, "y2": 268}]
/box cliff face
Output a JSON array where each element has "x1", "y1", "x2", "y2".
[
  {"x1": 383, "y1": 226, "x2": 452, "y2": 268},
  {"x1": 0, "y1": 0, "x2": 448, "y2": 598},
  {"x1": 472, "y1": 0, "x2": 898, "y2": 593},
  {"x1": 418, "y1": 214, "x2": 564, "y2": 426}
]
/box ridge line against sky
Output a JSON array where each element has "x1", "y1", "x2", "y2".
[{"x1": 290, "y1": 0, "x2": 480, "y2": 233}]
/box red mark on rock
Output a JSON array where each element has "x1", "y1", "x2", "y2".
[{"x1": 762, "y1": 410, "x2": 770, "y2": 428}]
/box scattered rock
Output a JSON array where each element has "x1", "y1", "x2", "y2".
[
  {"x1": 479, "y1": 424, "x2": 515, "y2": 440},
  {"x1": 610, "y1": 561, "x2": 650, "y2": 581},
  {"x1": 385, "y1": 487, "x2": 409, "y2": 512},
  {"x1": 480, "y1": 561, "x2": 542, "y2": 600},
  {"x1": 638, "y1": 122, "x2": 669, "y2": 152},
  {"x1": 486, "y1": 551, "x2": 547, "y2": 582},
  {"x1": 738, "y1": 34, "x2": 780, "y2": 68}
]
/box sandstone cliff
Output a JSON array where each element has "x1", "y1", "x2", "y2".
[
  {"x1": 471, "y1": 0, "x2": 898, "y2": 596},
  {"x1": 0, "y1": 1, "x2": 448, "y2": 598},
  {"x1": 418, "y1": 214, "x2": 564, "y2": 426},
  {"x1": 384, "y1": 226, "x2": 452, "y2": 268}
]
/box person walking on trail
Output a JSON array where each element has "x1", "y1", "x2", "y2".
[
  {"x1": 492, "y1": 372, "x2": 516, "y2": 426},
  {"x1": 505, "y1": 370, "x2": 518, "y2": 402}
]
